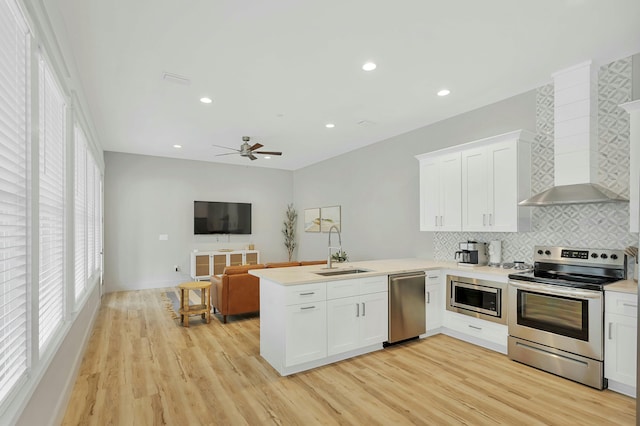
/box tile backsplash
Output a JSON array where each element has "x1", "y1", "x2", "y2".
[{"x1": 434, "y1": 57, "x2": 638, "y2": 274}]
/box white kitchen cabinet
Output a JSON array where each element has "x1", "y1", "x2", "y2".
[
  {"x1": 190, "y1": 249, "x2": 260, "y2": 279},
  {"x1": 461, "y1": 133, "x2": 533, "y2": 232},
  {"x1": 605, "y1": 291, "x2": 637, "y2": 397},
  {"x1": 425, "y1": 273, "x2": 443, "y2": 332},
  {"x1": 620, "y1": 100, "x2": 640, "y2": 232},
  {"x1": 285, "y1": 302, "x2": 327, "y2": 366},
  {"x1": 417, "y1": 152, "x2": 461, "y2": 231},
  {"x1": 327, "y1": 276, "x2": 388, "y2": 356}
]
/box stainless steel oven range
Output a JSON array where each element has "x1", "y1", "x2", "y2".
[{"x1": 508, "y1": 245, "x2": 626, "y2": 389}]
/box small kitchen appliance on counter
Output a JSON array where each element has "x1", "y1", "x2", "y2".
[
  {"x1": 454, "y1": 241, "x2": 488, "y2": 266},
  {"x1": 488, "y1": 240, "x2": 502, "y2": 266},
  {"x1": 507, "y1": 245, "x2": 626, "y2": 389}
]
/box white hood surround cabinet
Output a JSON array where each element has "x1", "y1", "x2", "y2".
[{"x1": 433, "y1": 56, "x2": 638, "y2": 267}]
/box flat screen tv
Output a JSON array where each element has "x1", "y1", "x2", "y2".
[{"x1": 194, "y1": 201, "x2": 252, "y2": 235}]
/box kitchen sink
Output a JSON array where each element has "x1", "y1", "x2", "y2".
[{"x1": 314, "y1": 268, "x2": 372, "y2": 276}]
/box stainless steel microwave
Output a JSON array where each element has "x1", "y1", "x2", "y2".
[{"x1": 446, "y1": 275, "x2": 507, "y2": 325}]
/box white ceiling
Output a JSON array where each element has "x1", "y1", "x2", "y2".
[{"x1": 47, "y1": 0, "x2": 640, "y2": 170}]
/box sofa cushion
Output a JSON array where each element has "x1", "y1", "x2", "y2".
[
  {"x1": 265, "y1": 261, "x2": 301, "y2": 268},
  {"x1": 222, "y1": 264, "x2": 265, "y2": 275}
]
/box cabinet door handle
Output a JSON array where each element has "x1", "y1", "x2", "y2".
[
  {"x1": 483, "y1": 214, "x2": 486, "y2": 226},
  {"x1": 435, "y1": 216, "x2": 438, "y2": 226},
  {"x1": 300, "y1": 292, "x2": 315, "y2": 296},
  {"x1": 356, "y1": 303, "x2": 360, "y2": 317},
  {"x1": 489, "y1": 213, "x2": 492, "y2": 226},
  {"x1": 427, "y1": 291, "x2": 431, "y2": 304},
  {"x1": 622, "y1": 303, "x2": 637, "y2": 308},
  {"x1": 608, "y1": 322, "x2": 613, "y2": 340},
  {"x1": 362, "y1": 302, "x2": 365, "y2": 316},
  {"x1": 468, "y1": 325, "x2": 482, "y2": 331},
  {"x1": 300, "y1": 306, "x2": 315, "y2": 310}
]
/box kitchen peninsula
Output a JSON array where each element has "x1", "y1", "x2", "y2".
[{"x1": 250, "y1": 258, "x2": 517, "y2": 376}]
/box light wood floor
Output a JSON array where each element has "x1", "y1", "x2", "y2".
[{"x1": 62, "y1": 289, "x2": 636, "y2": 425}]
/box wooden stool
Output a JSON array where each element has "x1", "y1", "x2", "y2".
[{"x1": 178, "y1": 281, "x2": 212, "y2": 327}]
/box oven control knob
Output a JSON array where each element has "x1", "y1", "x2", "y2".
[
  {"x1": 611, "y1": 254, "x2": 618, "y2": 260},
  {"x1": 600, "y1": 253, "x2": 608, "y2": 259},
  {"x1": 591, "y1": 253, "x2": 599, "y2": 258},
  {"x1": 544, "y1": 250, "x2": 551, "y2": 255},
  {"x1": 537, "y1": 249, "x2": 543, "y2": 255}
]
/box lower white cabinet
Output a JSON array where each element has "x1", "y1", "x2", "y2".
[
  {"x1": 285, "y1": 302, "x2": 327, "y2": 366},
  {"x1": 426, "y1": 273, "x2": 443, "y2": 332},
  {"x1": 443, "y1": 311, "x2": 508, "y2": 353},
  {"x1": 327, "y1": 291, "x2": 388, "y2": 356},
  {"x1": 605, "y1": 291, "x2": 637, "y2": 397},
  {"x1": 260, "y1": 275, "x2": 389, "y2": 376}
]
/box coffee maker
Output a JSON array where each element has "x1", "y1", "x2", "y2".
[{"x1": 455, "y1": 241, "x2": 488, "y2": 266}]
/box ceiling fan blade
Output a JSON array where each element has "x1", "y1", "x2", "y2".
[
  {"x1": 215, "y1": 152, "x2": 240, "y2": 157},
  {"x1": 249, "y1": 143, "x2": 264, "y2": 151},
  {"x1": 255, "y1": 151, "x2": 282, "y2": 156},
  {"x1": 248, "y1": 154, "x2": 258, "y2": 161},
  {"x1": 212, "y1": 144, "x2": 240, "y2": 152}
]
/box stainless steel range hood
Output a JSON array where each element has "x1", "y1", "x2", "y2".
[
  {"x1": 519, "y1": 183, "x2": 627, "y2": 206},
  {"x1": 519, "y1": 61, "x2": 628, "y2": 207}
]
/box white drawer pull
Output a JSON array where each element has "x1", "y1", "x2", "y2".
[
  {"x1": 468, "y1": 325, "x2": 482, "y2": 331},
  {"x1": 300, "y1": 306, "x2": 315, "y2": 310},
  {"x1": 622, "y1": 303, "x2": 637, "y2": 308},
  {"x1": 299, "y1": 292, "x2": 315, "y2": 296}
]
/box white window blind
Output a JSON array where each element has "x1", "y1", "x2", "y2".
[
  {"x1": 74, "y1": 125, "x2": 87, "y2": 301},
  {"x1": 94, "y1": 167, "x2": 101, "y2": 272},
  {"x1": 0, "y1": 0, "x2": 30, "y2": 404},
  {"x1": 38, "y1": 57, "x2": 65, "y2": 353},
  {"x1": 86, "y1": 151, "x2": 94, "y2": 275}
]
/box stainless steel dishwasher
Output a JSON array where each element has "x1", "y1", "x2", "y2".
[{"x1": 387, "y1": 271, "x2": 426, "y2": 344}]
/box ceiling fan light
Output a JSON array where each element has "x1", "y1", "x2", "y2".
[
  {"x1": 173, "y1": 144, "x2": 182, "y2": 148},
  {"x1": 437, "y1": 89, "x2": 450, "y2": 97},
  {"x1": 325, "y1": 123, "x2": 335, "y2": 128},
  {"x1": 264, "y1": 156, "x2": 271, "y2": 159},
  {"x1": 362, "y1": 62, "x2": 377, "y2": 71},
  {"x1": 200, "y1": 97, "x2": 212, "y2": 104}
]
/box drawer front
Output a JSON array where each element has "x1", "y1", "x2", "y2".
[
  {"x1": 359, "y1": 275, "x2": 388, "y2": 295},
  {"x1": 606, "y1": 291, "x2": 638, "y2": 318},
  {"x1": 285, "y1": 283, "x2": 326, "y2": 305},
  {"x1": 445, "y1": 312, "x2": 507, "y2": 346},
  {"x1": 327, "y1": 280, "x2": 359, "y2": 300}
]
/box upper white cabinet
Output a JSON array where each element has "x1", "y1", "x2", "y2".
[
  {"x1": 461, "y1": 134, "x2": 533, "y2": 232},
  {"x1": 620, "y1": 100, "x2": 640, "y2": 233},
  {"x1": 417, "y1": 130, "x2": 533, "y2": 233},
  {"x1": 418, "y1": 152, "x2": 462, "y2": 231}
]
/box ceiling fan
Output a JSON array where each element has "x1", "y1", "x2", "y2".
[{"x1": 213, "y1": 136, "x2": 282, "y2": 161}]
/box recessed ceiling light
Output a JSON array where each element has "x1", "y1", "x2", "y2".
[
  {"x1": 437, "y1": 89, "x2": 451, "y2": 97},
  {"x1": 362, "y1": 62, "x2": 377, "y2": 71},
  {"x1": 325, "y1": 123, "x2": 335, "y2": 128},
  {"x1": 264, "y1": 156, "x2": 271, "y2": 159},
  {"x1": 200, "y1": 97, "x2": 212, "y2": 104},
  {"x1": 173, "y1": 144, "x2": 182, "y2": 149}
]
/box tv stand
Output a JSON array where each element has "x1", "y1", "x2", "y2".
[{"x1": 190, "y1": 249, "x2": 260, "y2": 280}]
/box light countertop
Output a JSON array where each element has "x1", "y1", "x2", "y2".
[
  {"x1": 606, "y1": 280, "x2": 639, "y2": 294},
  {"x1": 249, "y1": 258, "x2": 523, "y2": 285}
]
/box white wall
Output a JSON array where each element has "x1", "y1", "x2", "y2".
[
  {"x1": 104, "y1": 152, "x2": 293, "y2": 292},
  {"x1": 293, "y1": 90, "x2": 537, "y2": 262}
]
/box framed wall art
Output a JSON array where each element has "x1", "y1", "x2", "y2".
[
  {"x1": 320, "y1": 206, "x2": 341, "y2": 233},
  {"x1": 304, "y1": 208, "x2": 320, "y2": 232}
]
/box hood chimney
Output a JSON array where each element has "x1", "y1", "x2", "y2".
[{"x1": 519, "y1": 61, "x2": 627, "y2": 206}]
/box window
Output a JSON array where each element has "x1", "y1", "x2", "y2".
[
  {"x1": 74, "y1": 125, "x2": 87, "y2": 302},
  {"x1": 38, "y1": 57, "x2": 66, "y2": 353},
  {"x1": 0, "y1": 0, "x2": 31, "y2": 403}
]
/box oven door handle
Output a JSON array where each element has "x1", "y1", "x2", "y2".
[{"x1": 509, "y1": 280, "x2": 602, "y2": 299}]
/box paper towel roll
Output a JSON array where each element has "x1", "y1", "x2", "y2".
[{"x1": 488, "y1": 240, "x2": 502, "y2": 265}]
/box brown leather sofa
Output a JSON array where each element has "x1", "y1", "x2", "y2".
[{"x1": 210, "y1": 260, "x2": 326, "y2": 323}]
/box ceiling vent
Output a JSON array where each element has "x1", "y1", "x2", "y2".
[{"x1": 161, "y1": 71, "x2": 191, "y2": 85}]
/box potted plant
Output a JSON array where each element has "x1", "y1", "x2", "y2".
[
  {"x1": 282, "y1": 204, "x2": 297, "y2": 262},
  {"x1": 331, "y1": 249, "x2": 348, "y2": 263}
]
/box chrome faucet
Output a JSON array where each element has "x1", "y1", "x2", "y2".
[{"x1": 327, "y1": 225, "x2": 342, "y2": 269}]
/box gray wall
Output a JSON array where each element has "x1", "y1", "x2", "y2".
[
  {"x1": 293, "y1": 90, "x2": 537, "y2": 262},
  {"x1": 104, "y1": 152, "x2": 293, "y2": 292}
]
